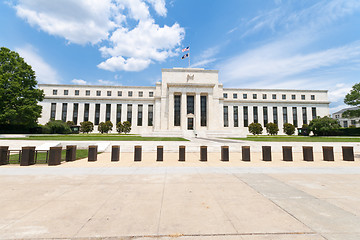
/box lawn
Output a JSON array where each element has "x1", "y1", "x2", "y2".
[
  {"x1": 8, "y1": 149, "x2": 89, "y2": 164},
  {"x1": 2, "y1": 134, "x2": 188, "y2": 141},
  {"x1": 229, "y1": 135, "x2": 360, "y2": 142}
]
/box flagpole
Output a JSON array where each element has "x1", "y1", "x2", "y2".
[{"x1": 188, "y1": 45, "x2": 190, "y2": 68}]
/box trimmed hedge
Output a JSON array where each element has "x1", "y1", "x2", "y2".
[{"x1": 338, "y1": 127, "x2": 360, "y2": 136}]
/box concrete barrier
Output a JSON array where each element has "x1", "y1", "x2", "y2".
[
  {"x1": 323, "y1": 146, "x2": 334, "y2": 161},
  {"x1": 221, "y1": 146, "x2": 229, "y2": 162},
  {"x1": 179, "y1": 146, "x2": 185, "y2": 161},
  {"x1": 157, "y1": 146, "x2": 163, "y2": 162},
  {"x1": 242, "y1": 146, "x2": 250, "y2": 161},
  {"x1": 262, "y1": 146, "x2": 272, "y2": 161},
  {"x1": 0, "y1": 146, "x2": 9, "y2": 165},
  {"x1": 134, "y1": 146, "x2": 142, "y2": 162},
  {"x1": 66, "y1": 145, "x2": 76, "y2": 162},
  {"x1": 342, "y1": 146, "x2": 354, "y2": 161},
  {"x1": 48, "y1": 147, "x2": 62, "y2": 166},
  {"x1": 200, "y1": 146, "x2": 207, "y2": 161},
  {"x1": 303, "y1": 146, "x2": 314, "y2": 161},
  {"x1": 20, "y1": 146, "x2": 36, "y2": 166},
  {"x1": 282, "y1": 146, "x2": 293, "y2": 161},
  {"x1": 88, "y1": 145, "x2": 98, "y2": 162},
  {"x1": 111, "y1": 145, "x2": 120, "y2": 162}
]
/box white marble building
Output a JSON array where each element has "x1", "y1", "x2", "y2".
[{"x1": 38, "y1": 68, "x2": 330, "y2": 137}]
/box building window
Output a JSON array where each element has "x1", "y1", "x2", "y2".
[
  {"x1": 223, "y1": 93, "x2": 228, "y2": 99},
  {"x1": 174, "y1": 95, "x2": 181, "y2": 126},
  {"x1": 96, "y1": 90, "x2": 101, "y2": 96},
  {"x1": 273, "y1": 107, "x2": 278, "y2": 125},
  {"x1": 149, "y1": 91, "x2": 154, "y2": 97},
  {"x1": 312, "y1": 107, "x2": 317, "y2": 120},
  {"x1": 243, "y1": 94, "x2": 247, "y2": 99},
  {"x1": 234, "y1": 106, "x2": 239, "y2": 127},
  {"x1": 137, "y1": 104, "x2": 143, "y2": 126},
  {"x1": 283, "y1": 107, "x2": 288, "y2": 124},
  {"x1": 127, "y1": 104, "x2": 132, "y2": 124},
  {"x1": 50, "y1": 103, "x2": 56, "y2": 119},
  {"x1": 223, "y1": 106, "x2": 229, "y2": 127},
  {"x1": 263, "y1": 94, "x2": 267, "y2": 99},
  {"x1": 118, "y1": 91, "x2": 122, "y2": 96},
  {"x1": 187, "y1": 95, "x2": 194, "y2": 114},
  {"x1": 351, "y1": 120, "x2": 356, "y2": 126},
  {"x1": 344, "y1": 121, "x2": 348, "y2": 128},
  {"x1": 302, "y1": 107, "x2": 307, "y2": 125},
  {"x1": 253, "y1": 106, "x2": 258, "y2": 123},
  {"x1": 301, "y1": 95, "x2": 305, "y2": 100},
  {"x1": 292, "y1": 107, "x2": 298, "y2": 127},
  {"x1": 292, "y1": 94, "x2": 296, "y2": 100},
  {"x1": 64, "y1": 90, "x2": 68, "y2": 95},
  {"x1": 233, "y1": 93, "x2": 238, "y2": 99},
  {"x1": 73, "y1": 103, "x2": 78, "y2": 125},
  {"x1": 95, "y1": 104, "x2": 100, "y2": 125},
  {"x1": 272, "y1": 94, "x2": 276, "y2": 99},
  {"x1": 282, "y1": 94, "x2": 286, "y2": 100},
  {"x1": 116, "y1": 104, "x2": 122, "y2": 124},
  {"x1": 253, "y1": 94, "x2": 257, "y2": 99},
  {"x1": 62, "y1": 103, "x2": 67, "y2": 122},
  {"x1": 263, "y1": 107, "x2": 268, "y2": 126},
  {"x1": 128, "y1": 91, "x2": 133, "y2": 97},
  {"x1": 107, "y1": 91, "x2": 111, "y2": 96},
  {"x1": 86, "y1": 90, "x2": 90, "y2": 96},
  {"x1": 84, "y1": 103, "x2": 89, "y2": 122},
  {"x1": 53, "y1": 89, "x2": 57, "y2": 95},
  {"x1": 335, "y1": 115, "x2": 339, "y2": 119},
  {"x1": 148, "y1": 105, "x2": 153, "y2": 126},
  {"x1": 244, "y1": 106, "x2": 248, "y2": 127},
  {"x1": 201, "y1": 96, "x2": 207, "y2": 126},
  {"x1": 75, "y1": 90, "x2": 79, "y2": 96},
  {"x1": 106, "y1": 104, "x2": 111, "y2": 122},
  {"x1": 311, "y1": 95, "x2": 315, "y2": 100},
  {"x1": 139, "y1": 91, "x2": 143, "y2": 97}
]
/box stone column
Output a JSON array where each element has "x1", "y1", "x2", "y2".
[
  {"x1": 195, "y1": 93, "x2": 201, "y2": 130},
  {"x1": 111, "y1": 103, "x2": 117, "y2": 132},
  {"x1": 55, "y1": 102, "x2": 62, "y2": 120},
  {"x1": 67, "y1": 102, "x2": 74, "y2": 124},
  {"x1": 78, "y1": 102, "x2": 84, "y2": 124},
  {"x1": 89, "y1": 103, "x2": 95, "y2": 124},
  {"x1": 122, "y1": 103, "x2": 128, "y2": 124},
  {"x1": 229, "y1": 105, "x2": 234, "y2": 128},
  {"x1": 143, "y1": 104, "x2": 149, "y2": 128},
  {"x1": 168, "y1": 93, "x2": 174, "y2": 130},
  {"x1": 160, "y1": 96, "x2": 167, "y2": 130},
  {"x1": 207, "y1": 94, "x2": 214, "y2": 130},
  {"x1": 100, "y1": 103, "x2": 106, "y2": 123},
  {"x1": 181, "y1": 93, "x2": 187, "y2": 130},
  {"x1": 154, "y1": 98, "x2": 161, "y2": 130}
]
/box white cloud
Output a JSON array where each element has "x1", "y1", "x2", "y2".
[
  {"x1": 72, "y1": 79, "x2": 88, "y2": 85},
  {"x1": 191, "y1": 46, "x2": 220, "y2": 68},
  {"x1": 16, "y1": 45, "x2": 59, "y2": 84},
  {"x1": 145, "y1": 0, "x2": 167, "y2": 16},
  {"x1": 98, "y1": 79, "x2": 116, "y2": 85}
]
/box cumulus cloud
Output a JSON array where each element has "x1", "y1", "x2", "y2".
[
  {"x1": 98, "y1": 79, "x2": 116, "y2": 85},
  {"x1": 12, "y1": 0, "x2": 184, "y2": 72},
  {"x1": 72, "y1": 79, "x2": 88, "y2": 85}
]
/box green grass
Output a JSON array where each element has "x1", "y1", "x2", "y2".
[
  {"x1": 8, "y1": 149, "x2": 89, "y2": 164},
  {"x1": 229, "y1": 135, "x2": 360, "y2": 142},
  {"x1": 2, "y1": 134, "x2": 188, "y2": 141}
]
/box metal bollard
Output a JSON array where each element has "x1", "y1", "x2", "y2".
[
  {"x1": 88, "y1": 145, "x2": 98, "y2": 162},
  {"x1": 0, "y1": 146, "x2": 9, "y2": 165},
  {"x1": 323, "y1": 146, "x2": 334, "y2": 161},
  {"x1": 342, "y1": 146, "x2": 354, "y2": 161},
  {"x1": 20, "y1": 146, "x2": 36, "y2": 166},
  {"x1": 157, "y1": 146, "x2": 163, "y2": 161},
  {"x1": 179, "y1": 146, "x2": 185, "y2": 161},
  {"x1": 282, "y1": 146, "x2": 293, "y2": 161},
  {"x1": 303, "y1": 146, "x2": 314, "y2": 161},
  {"x1": 48, "y1": 147, "x2": 62, "y2": 166},
  {"x1": 242, "y1": 146, "x2": 251, "y2": 161},
  {"x1": 66, "y1": 145, "x2": 76, "y2": 162},
  {"x1": 134, "y1": 146, "x2": 142, "y2": 162},
  {"x1": 200, "y1": 146, "x2": 207, "y2": 161},
  {"x1": 262, "y1": 146, "x2": 272, "y2": 161},
  {"x1": 221, "y1": 146, "x2": 229, "y2": 161},
  {"x1": 111, "y1": 145, "x2": 120, "y2": 162}
]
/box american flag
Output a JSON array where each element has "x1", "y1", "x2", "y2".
[
  {"x1": 182, "y1": 46, "x2": 190, "y2": 52},
  {"x1": 181, "y1": 53, "x2": 189, "y2": 59}
]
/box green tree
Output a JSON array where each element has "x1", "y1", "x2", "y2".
[
  {"x1": 122, "y1": 121, "x2": 131, "y2": 134},
  {"x1": 80, "y1": 121, "x2": 94, "y2": 133},
  {"x1": 283, "y1": 123, "x2": 295, "y2": 135},
  {"x1": 116, "y1": 121, "x2": 123, "y2": 134},
  {"x1": 105, "y1": 120, "x2": 113, "y2": 132},
  {"x1": 66, "y1": 120, "x2": 75, "y2": 127},
  {"x1": 342, "y1": 83, "x2": 360, "y2": 118},
  {"x1": 248, "y1": 122, "x2": 263, "y2": 135},
  {"x1": 0, "y1": 47, "x2": 44, "y2": 127},
  {"x1": 98, "y1": 122, "x2": 107, "y2": 134},
  {"x1": 308, "y1": 116, "x2": 340, "y2": 136},
  {"x1": 45, "y1": 120, "x2": 71, "y2": 134},
  {"x1": 265, "y1": 122, "x2": 279, "y2": 135}
]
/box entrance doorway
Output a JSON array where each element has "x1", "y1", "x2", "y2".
[{"x1": 187, "y1": 118, "x2": 194, "y2": 130}]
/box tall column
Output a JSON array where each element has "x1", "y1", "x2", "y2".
[
  {"x1": 154, "y1": 99, "x2": 161, "y2": 130},
  {"x1": 207, "y1": 94, "x2": 214, "y2": 130},
  {"x1": 195, "y1": 93, "x2": 201, "y2": 130},
  {"x1": 122, "y1": 103, "x2": 127, "y2": 124},
  {"x1": 78, "y1": 102, "x2": 84, "y2": 124},
  {"x1": 55, "y1": 102, "x2": 62, "y2": 120},
  {"x1": 160, "y1": 96, "x2": 167, "y2": 130},
  {"x1": 168, "y1": 93, "x2": 174, "y2": 130},
  {"x1": 143, "y1": 104, "x2": 149, "y2": 128},
  {"x1": 67, "y1": 102, "x2": 74, "y2": 123},
  {"x1": 111, "y1": 103, "x2": 117, "y2": 131},
  {"x1": 181, "y1": 93, "x2": 187, "y2": 130}
]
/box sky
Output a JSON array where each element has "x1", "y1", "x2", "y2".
[{"x1": 1, "y1": 0, "x2": 360, "y2": 113}]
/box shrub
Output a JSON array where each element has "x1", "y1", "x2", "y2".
[
  {"x1": 116, "y1": 121, "x2": 123, "y2": 134},
  {"x1": 122, "y1": 121, "x2": 131, "y2": 134},
  {"x1": 66, "y1": 121, "x2": 75, "y2": 127},
  {"x1": 80, "y1": 121, "x2": 94, "y2": 133},
  {"x1": 283, "y1": 123, "x2": 295, "y2": 135},
  {"x1": 308, "y1": 116, "x2": 340, "y2": 136},
  {"x1": 265, "y1": 122, "x2": 279, "y2": 135},
  {"x1": 248, "y1": 122, "x2": 263, "y2": 135},
  {"x1": 39, "y1": 124, "x2": 51, "y2": 134},
  {"x1": 105, "y1": 121, "x2": 113, "y2": 132},
  {"x1": 45, "y1": 120, "x2": 71, "y2": 134}
]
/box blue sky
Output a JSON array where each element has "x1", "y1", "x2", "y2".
[{"x1": 1, "y1": 0, "x2": 360, "y2": 113}]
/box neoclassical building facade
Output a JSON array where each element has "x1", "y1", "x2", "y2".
[{"x1": 38, "y1": 68, "x2": 330, "y2": 137}]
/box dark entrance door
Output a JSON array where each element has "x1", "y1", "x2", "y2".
[{"x1": 187, "y1": 118, "x2": 194, "y2": 130}]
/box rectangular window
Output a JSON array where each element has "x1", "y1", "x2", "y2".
[
  {"x1": 234, "y1": 106, "x2": 239, "y2": 127},
  {"x1": 148, "y1": 105, "x2": 153, "y2": 126},
  {"x1": 73, "y1": 103, "x2": 78, "y2": 125},
  {"x1": 187, "y1": 95, "x2": 194, "y2": 114},
  {"x1": 301, "y1": 95, "x2": 305, "y2": 100},
  {"x1": 84, "y1": 103, "x2": 89, "y2": 122},
  {"x1": 351, "y1": 120, "x2": 356, "y2": 126},
  {"x1": 253, "y1": 106, "x2": 258, "y2": 123},
  {"x1": 75, "y1": 90, "x2": 79, "y2": 96},
  {"x1": 64, "y1": 90, "x2": 68, "y2": 95},
  {"x1": 223, "y1": 106, "x2": 229, "y2": 127},
  {"x1": 263, "y1": 94, "x2": 267, "y2": 99},
  {"x1": 50, "y1": 103, "x2": 56, "y2": 119},
  {"x1": 149, "y1": 91, "x2": 154, "y2": 97},
  {"x1": 244, "y1": 106, "x2": 248, "y2": 127},
  {"x1": 95, "y1": 104, "x2": 100, "y2": 125},
  {"x1": 118, "y1": 91, "x2": 122, "y2": 96},
  {"x1": 137, "y1": 104, "x2": 143, "y2": 126},
  {"x1": 106, "y1": 104, "x2": 111, "y2": 122},
  {"x1": 273, "y1": 107, "x2": 278, "y2": 125},
  {"x1": 292, "y1": 107, "x2": 298, "y2": 127},
  {"x1": 201, "y1": 95, "x2": 207, "y2": 126},
  {"x1": 174, "y1": 95, "x2": 181, "y2": 126},
  {"x1": 302, "y1": 107, "x2": 307, "y2": 125},
  {"x1": 116, "y1": 104, "x2": 122, "y2": 124},
  {"x1": 128, "y1": 91, "x2": 133, "y2": 97},
  {"x1": 223, "y1": 93, "x2": 228, "y2": 99},
  {"x1": 86, "y1": 90, "x2": 90, "y2": 96},
  {"x1": 292, "y1": 94, "x2": 296, "y2": 100},
  {"x1": 263, "y1": 106, "x2": 268, "y2": 126},
  {"x1": 283, "y1": 107, "x2": 288, "y2": 124},
  {"x1": 233, "y1": 93, "x2": 237, "y2": 99},
  {"x1": 243, "y1": 94, "x2": 247, "y2": 99},
  {"x1": 127, "y1": 104, "x2": 132, "y2": 124},
  {"x1": 53, "y1": 89, "x2": 57, "y2": 95},
  {"x1": 312, "y1": 107, "x2": 317, "y2": 120},
  {"x1": 282, "y1": 94, "x2": 286, "y2": 100},
  {"x1": 311, "y1": 95, "x2": 315, "y2": 100},
  {"x1": 96, "y1": 90, "x2": 101, "y2": 96},
  {"x1": 107, "y1": 91, "x2": 111, "y2": 96},
  {"x1": 253, "y1": 94, "x2": 257, "y2": 99},
  {"x1": 272, "y1": 94, "x2": 276, "y2": 99},
  {"x1": 62, "y1": 103, "x2": 67, "y2": 122},
  {"x1": 344, "y1": 121, "x2": 348, "y2": 128},
  {"x1": 139, "y1": 91, "x2": 143, "y2": 97}
]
